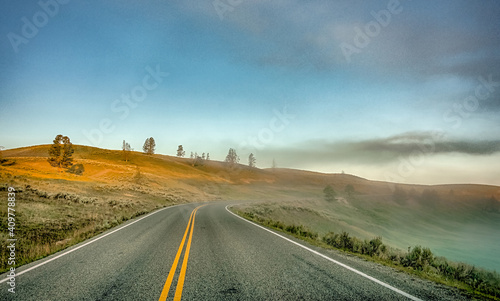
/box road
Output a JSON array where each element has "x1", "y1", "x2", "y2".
[{"x1": 1, "y1": 202, "x2": 468, "y2": 300}]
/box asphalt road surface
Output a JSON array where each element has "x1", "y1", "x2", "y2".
[{"x1": 1, "y1": 202, "x2": 469, "y2": 300}]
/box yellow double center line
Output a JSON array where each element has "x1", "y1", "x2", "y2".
[{"x1": 159, "y1": 205, "x2": 205, "y2": 301}]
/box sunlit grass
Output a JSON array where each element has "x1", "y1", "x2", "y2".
[{"x1": 0, "y1": 184, "x2": 182, "y2": 273}]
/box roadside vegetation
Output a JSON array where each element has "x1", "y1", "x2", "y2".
[
  {"x1": 0, "y1": 182, "x2": 186, "y2": 273},
  {"x1": 236, "y1": 210, "x2": 500, "y2": 300}
]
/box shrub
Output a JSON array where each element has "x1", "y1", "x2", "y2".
[
  {"x1": 388, "y1": 250, "x2": 402, "y2": 263},
  {"x1": 66, "y1": 164, "x2": 85, "y2": 175},
  {"x1": 238, "y1": 210, "x2": 500, "y2": 298},
  {"x1": 339, "y1": 231, "x2": 353, "y2": 250},
  {"x1": 379, "y1": 244, "x2": 387, "y2": 255},
  {"x1": 362, "y1": 239, "x2": 373, "y2": 255},
  {"x1": 267, "y1": 219, "x2": 286, "y2": 230},
  {"x1": 402, "y1": 246, "x2": 423, "y2": 270},
  {"x1": 400, "y1": 246, "x2": 435, "y2": 271},
  {"x1": 323, "y1": 232, "x2": 339, "y2": 247},
  {"x1": 36, "y1": 191, "x2": 49, "y2": 198},
  {"x1": 0, "y1": 159, "x2": 16, "y2": 166},
  {"x1": 351, "y1": 237, "x2": 363, "y2": 253},
  {"x1": 370, "y1": 236, "x2": 383, "y2": 255},
  {"x1": 421, "y1": 247, "x2": 434, "y2": 266}
]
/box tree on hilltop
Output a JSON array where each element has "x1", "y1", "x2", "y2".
[
  {"x1": 248, "y1": 153, "x2": 256, "y2": 168},
  {"x1": 48, "y1": 134, "x2": 74, "y2": 170},
  {"x1": 122, "y1": 140, "x2": 132, "y2": 162},
  {"x1": 143, "y1": 137, "x2": 156, "y2": 155},
  {"x1": 177, "y1": 145, "x2": 185, "y2": 157},
  {"x1": 193, "y1": 153, "x2": 205, "y2": 167},
  {"x1": 225, "y1": 148, "x2": 239, "y2": 165}
]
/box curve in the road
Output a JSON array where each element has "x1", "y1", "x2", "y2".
[{"x1": 225, "y1": 204, "x2": 423, "y2": 301}]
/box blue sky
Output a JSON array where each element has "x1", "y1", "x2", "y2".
[{"x1": 1, "y1": 0, "x2": 499, "y2": 185}]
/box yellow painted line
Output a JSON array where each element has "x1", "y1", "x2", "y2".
[
  {"x1": 158, "y1": 208, "x2": 195, "y2": 301},
  {"x1": 159, "y1": 205, "x2": 205, "y2": 301},
  {"x1": 173, "y1": 206, "x2": 199, "y2": 301}
]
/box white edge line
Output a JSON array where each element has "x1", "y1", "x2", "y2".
[
  {"x1": 1, "y1": 204, "x2": 182, "y2": 284},
  {"x1": 225, "y1": 205, "x2": 424, "y2": 301}
]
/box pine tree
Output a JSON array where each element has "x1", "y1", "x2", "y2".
[
  {"x1": 143, "y1": 137, "x2": 156, "y2": 155},
  {"x1": 149, "y1": 137, "x2": 156, "y2": 154},
  {"x1": 323, "y1": 185, "x2": 336, "y2": 202},
  {"x1": 248, "y1": 153, "x2": 256, "y2": 168},
  {"x1": 48, "y1": 134, "x2": 74, "y2": 170},
  {"x1": 177, "y1": 145, "x2": 185, "y2": 157},
  {"x1": 345, "y1": 184, "x2": 355, "y2": 198},
  {"x1": 206, "y1": 153, "x2": 210, "y2": 160},
  {"x1": 225, "y1": 148, "x2": 239, "y2": 165},
  {"x1": 122, "y1": 140, "x2": 132, "y2": 162}
]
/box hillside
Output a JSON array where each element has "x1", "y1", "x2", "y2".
[
  {"x1": 2, "y1": 144, "x2": 499, "y2": 200},
  {"x1": 1, "y1": 144, "x2": 499, "y2": 273}
]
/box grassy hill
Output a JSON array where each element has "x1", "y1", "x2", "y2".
[{"x1": 1, "y1": 144, "x2": 499, "y2": 275}]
